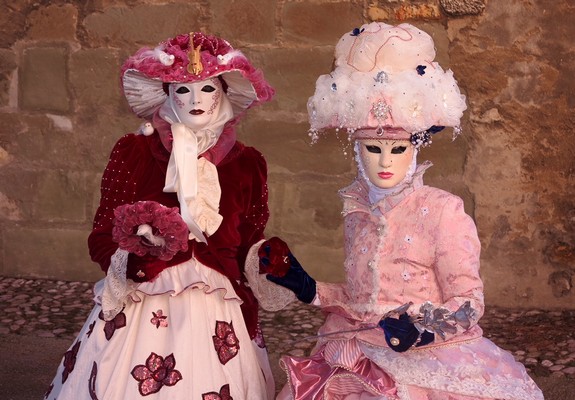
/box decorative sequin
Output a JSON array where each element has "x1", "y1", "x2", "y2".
[
  {"x1": 212, "y1": 320, "x2": 240, "y2": 365},
  {"x1": 131, "y1": 352, "x2": 182, "y2": 396},
  {"x1": 371, "y1": 100, "x2": 391, "y2": 129},
  {"x1": 401, "y1": 270, "x2": 412, "y2": 282},
  {"x1": 202, "y1": 383, "x2": 233, "y2": 400},
  {"x1": 421, "y1": 207, "x2": 429, "y2": 216},
  {"x1": 404, "y1": 235, "x2": 413, "y2": 244}
]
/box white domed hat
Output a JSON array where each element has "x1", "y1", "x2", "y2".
[{"x1": 308, "y1": 22, "x2": 467, "y2": 147}]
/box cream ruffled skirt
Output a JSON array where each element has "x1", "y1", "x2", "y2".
[{"x1": 46, "y1": 259, "x2": 274, "y2": 399}]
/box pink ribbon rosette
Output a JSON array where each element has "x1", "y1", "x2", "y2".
[{"x1": 112, "y1": 201, "x2": 189, "y2": 261}]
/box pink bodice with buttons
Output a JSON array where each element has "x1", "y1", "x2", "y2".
[
  {"x1": 316, "y1": 165, "x2": 484, "y2": 346},
  {"x1": 278, "y1": 165, "x2": 543, "y2": 400}
]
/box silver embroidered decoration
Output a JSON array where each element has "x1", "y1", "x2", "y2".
[
  {"x1": 412, "y1": 301, "x2": 477, "y2": 340},
  {"x1": 331, "y1": 82, "x2": 337, "y2": 91},
  {"x1": 374, "y1": 71, "x2": 389, "y2": 83},
  {"x1": 371, "y1": 100, "x2": 391, "y2": 124}
]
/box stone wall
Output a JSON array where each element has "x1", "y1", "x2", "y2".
[{"x1": 0, "y1": 0, "x2": 573, "y2": 308}]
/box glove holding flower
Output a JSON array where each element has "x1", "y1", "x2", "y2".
[
  {"x1": 258, "y1": 237, "x2": 316, "y2": 304},
  {"x1": 112, "y1": 201, "x2": 189, "y2": 281}
]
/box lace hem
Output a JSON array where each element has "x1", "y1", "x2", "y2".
[{"x1": 359, "y1": 340, "x2": 544, "y2": 400}]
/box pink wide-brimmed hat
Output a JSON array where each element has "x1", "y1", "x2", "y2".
[
  {"x1": 308, "y1": 23, "x2": 467, "y2": 147},
  {"x1": 121, "y1": 32, "x2": 274, "y2": 120}
]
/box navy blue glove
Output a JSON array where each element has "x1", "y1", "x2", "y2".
[
  {"x1": 378, "y1": 313, "x2": 434, "y2": 352},
  {"x1": 259, "y1": 239, "x2": 316, "y2": 304}
]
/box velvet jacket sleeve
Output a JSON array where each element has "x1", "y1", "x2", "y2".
[
  {"x1": 88, "y1": 133, "x2": 179, "y2": 280},
  {"x1": 88, "y1": 134, "x2": 142, "y2": 273}
]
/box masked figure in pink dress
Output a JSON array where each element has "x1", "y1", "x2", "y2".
[
  {"x1": 254, "y1": 23, "x2": 543, "y2": 400},
  {"x1": 46, "y1": 32, "x2": 275, "y2": 399}
]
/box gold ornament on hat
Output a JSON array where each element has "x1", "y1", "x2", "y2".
[{"x1": 187, "y1": 32, "x2": 204, "y2": 75}]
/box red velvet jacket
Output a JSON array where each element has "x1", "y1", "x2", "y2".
[{"x1": 88, "y1": 131, "x2": 269, "y2": 338}]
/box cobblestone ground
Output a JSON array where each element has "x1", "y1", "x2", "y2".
[{"x1": 2, "y1": 276, "x2": 575, "y2": 384}]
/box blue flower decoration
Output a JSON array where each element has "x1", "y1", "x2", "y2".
[
  {"x1": 351, "y1": 27, "x2": 365, "y2": 36},
  {"x1": 428, "y1": 125, "x2": 445, "y2": 134},
  {"x1": 410, "y1": 126, "x2": 445, "y2": 147},
  {"x1": 416, "y1": 65, "x2": 427, "y2": 75}
]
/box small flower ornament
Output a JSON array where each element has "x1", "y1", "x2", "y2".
[
  {"x1": 212, "y1": 321, "x2": 240, "y2": 365},
  {"x1": 202, "y1": 384, "x2": 233, "y2": 400},
  {"x1": 98, "y1": 310, "x2": 127, "y2": 340},
  {"x1": 112, "y1": 201, "x2": 189, "y2": 261},
  {"x1": 131, "y1": 352, "x2": 182, "y2": 396},
  {"x1": 61, "y1": 340, "x2": 81, "y2": 383}
]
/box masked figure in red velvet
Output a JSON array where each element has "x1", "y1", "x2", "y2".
[{"x1": 47, "y1": 32, "x2": 275, "y2": 400}]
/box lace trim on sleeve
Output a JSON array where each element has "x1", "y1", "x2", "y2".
[
  {"x1": 244, "y1": 239, "x2": 297, "y2": 311},
  {"x1": 101, "y1": 248, "x2": 137, "y2": 321}
]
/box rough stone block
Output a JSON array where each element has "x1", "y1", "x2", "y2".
[
  {"x1": 70, "y1": 48, "x2": 122, "y2": 112},
  {"x1": 72, "y1": 113, "x2": 143, "y2": 171},
  {"x1": 273, "y1": 179, "x2": 346, "y2": 238},
  {"x1": 20, "y1": 47, "x2": 70, "y2": 113},
  {"x1": 210, "y1": 0, "x2": 276, "y2": 44},
  {"x1": 440, "y1": 0, "x2": 485, "y2": 16},
  {"x1": 0, "y1": 145, "x2": 12, "y2": 167},
  {"x1": 282, "y1": 1, "x2": 363, "y2": 45},
  {"x1": 84, "y1": 4, "x2": 202, "y2": 47},
  {"x1": 368, "y1": 2, "x2": 441, "y2": 21},
  {"x1": 2, "y1": 226, "x2": 102, "y2": 282},
  {"x1": 238, "y1": 119, "x2": 354, "y2": 176},
  {"x1": 0, "y1": 0, "x2": 30, "y2": 47},
  {"x1": 4, "y1": 114, "x2": 80, "y2": 168},
  {"x1": 252, "y1": 47, "x2": 334, "y2": 112},
  {"x1": 27, "y1": 4, "x2": 78, "y2": 41},
  {"x1": 1, "y1": 168, "x2": 40, "y2": 220},
  {"x1": 420, "y1": 128, "x2": 467, "y2": 179},
  {"x1": 290, "y1": 241, "x2": 345, "y2": 283},
  {"x1": 34, "y1": 169, "x2": 89, "y2": 223},
  {"x1": 0, "y1": 113, "x2": 25, "y2": 164},
  {"x1": 0, "y1": 49, "x2": 17, "y2": 108},
  {"x1": 0, "y1": 191, "x2": 23, "y2": 221}
]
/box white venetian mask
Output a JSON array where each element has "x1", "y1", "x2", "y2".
[
  {"x1": 358, "y1": 139, "x2": 415, "y2": 189},
  {"x1": 169, "y1": 78, "x2": 223, "y2": 130}
]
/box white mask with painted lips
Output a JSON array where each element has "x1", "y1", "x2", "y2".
[
  {"x1": 358, "y1": 139, "x2": 415, "y2": 189},
  {"x1": 170, "y1": 78, "x2": 223, "y2": 130}
]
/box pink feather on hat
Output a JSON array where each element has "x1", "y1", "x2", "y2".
[{"x1": 121, "y1": 32, "x2": 274, "y2": 120}]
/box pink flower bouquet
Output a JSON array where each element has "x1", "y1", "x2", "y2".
[{"x1": 112, "y1": 201, "x2": 189, "y2": 261}]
